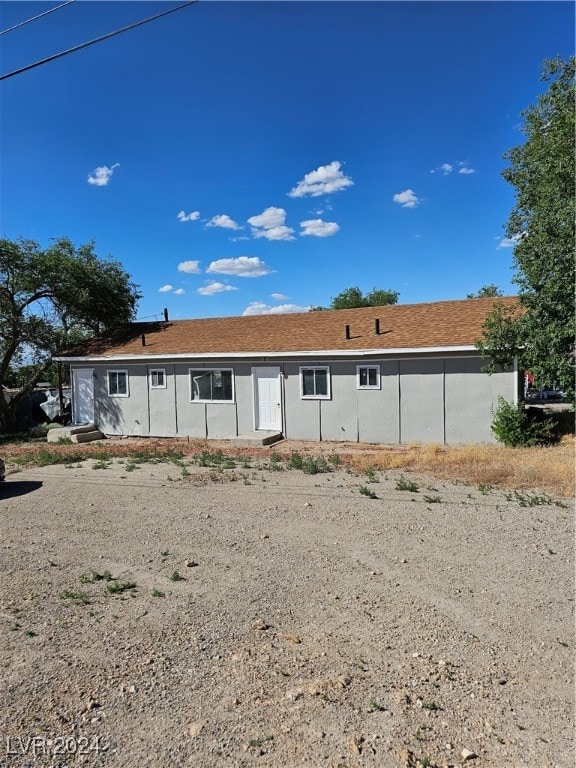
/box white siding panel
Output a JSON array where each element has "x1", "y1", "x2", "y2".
[
  {"x1": 358, "y1": 361, "x2": 400, "y2": 444},
  {"x1": 399, "y1": 359, "x2": 444, "y2": 444}
]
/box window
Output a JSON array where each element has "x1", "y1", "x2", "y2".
[
  {"x1": 357, "y1": 365, "x2": 380, "y2": 389},
  {"x1": 300, "y1": 366, "x2": 330, "y2": 399},
  {"x1": 190, "y1": 369, "x2": 233, "y2": 402},
  {"x1": 108, "y1": 369, "x2": 128, "y2": 397},
  {"x1": 149, "y1": 368, "x2": 166, "y2": 389}
]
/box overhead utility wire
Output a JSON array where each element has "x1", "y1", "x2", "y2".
[
  {"x1": 0, "y1": 0, "x2": 198, "y2": 81},
  {"x1": 0, "y1": 1, "x2": 76, "y2": 36}
]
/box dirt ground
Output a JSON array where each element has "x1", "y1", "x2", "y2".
[{"x1": 0, "y1": 455, "x2": 574, "y2": 768}]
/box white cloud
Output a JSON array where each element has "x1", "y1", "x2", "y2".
[
  {"x1": 243, "y1": 302, "x2": 310, "y2": 316},
  {"x1": 87, "y1": 163, "x2": 119, "y2": 186},
  {"x1": 159, "y1": 284, "x2": 173, "y2": 293},
  {"x1": 431, "y1": 161, "x2": 476, "y2": 175},
  {"x1": 197, "y1": 282, "x2": 238, "y2": 296},
  {"x1": 173, "y1": 288, "x2": 186, "y2": 295},
  {"x1": 207, "y1": 256, "x2": 272, "y2": 277},
  {"x1": 206, "y1": 214, "x2": 240, "y2": 230},
  {"x1": 247, "y1": 206, "x2": 286, "y2": 230},
  {"x1": 177, "y1": 210, "x2": 200, "y2": 222},
  {"x1": 288, "y1": 161, "x2": 353, "y2": 198},
  {"x1": 299, "y1": 218, "x2": 340, "y2": 238},
  {"x1": 496, "y1": 234, "x2": 521, "y2": 249},
  {"x1": 271, "y1": 292, "x2": 288, "y2": 300},
  {"x1": 393, "y1": 189, "x2": 420, "y2": 208},
  {"x1": 248, "y1": 207, "x2": 295, "y2": 241},
  {"x1": 252, "y1": 225, "x2": 295, "y2": 241},
  {"x1": 177, "y1": 260, "x2": 201, "y2": 274}
]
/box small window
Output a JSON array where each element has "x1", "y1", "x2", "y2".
[
  {"x1": 300, "y1": 366, "x2": 330, "y2": 399},
  {"x1": 190, "y1": 369, "x2": 234, "y2": 402},
  {"x1": 108, "y1": 369, "x2": 129, "y2": 397},
  {"x1": 357, "y1": 365, "x2": 380, "y2": 389},
  {"x1": 150, "y1": 369, "x2": 166, "y2": 389}
]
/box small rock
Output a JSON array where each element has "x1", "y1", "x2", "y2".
[
  {"x1": 461, "y1": 748, "x2": 477, "y2": 760},
  {"x1": 261, "y1": 534, "x2": 269, "y2": 539},
  {"x1": 252, "y1": 618, "x2": 269, "y2": 631},
  {"x1": 188, "y1": 721, "x2": 204, "y2": 738},
  {"x1": 304, "y1": 502, "x2": 312, "y2": 507},
  {"x1": 350, "y1": 735, "x2": 364, "y2": 755},
  {"x1": 285, "y1": 688, "x2": 303, "y2": 701},
  {"x1": 184, "y1": 559, "x2": 198, "y2": 568}
]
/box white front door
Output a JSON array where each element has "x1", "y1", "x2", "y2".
[
  {"x1": 72, "y1": 368, "x2": 95, "y2": 424},
  {"x1": 253, "y1": 367, "x2": 282, "y2": 431}
]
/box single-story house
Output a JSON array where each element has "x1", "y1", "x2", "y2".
[{"x1": 53, "y1": 297, "x2": 521, "y2": 445}]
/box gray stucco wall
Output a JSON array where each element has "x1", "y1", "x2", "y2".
[{"x1": 72, "y1": 354, "x2": 517, "y2": 445}]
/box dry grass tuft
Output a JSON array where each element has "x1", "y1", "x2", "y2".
[
  {"x1": 3, "y1": 434, "x2": 574, "y2": 498},
  {"x1": 346, "y1": 436, "x2": 575, "y2": 497}
]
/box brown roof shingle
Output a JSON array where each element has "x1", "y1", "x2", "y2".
[{"x1": 56, "y1": 297, "x2": 519, "y2": 360}]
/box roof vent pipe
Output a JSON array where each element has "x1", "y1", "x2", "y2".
[
  {"x1": 141, "y1": 334, "x2": 146, "y2": 346},
  {"x1": 345, "y1": 324, "x2": 351, "y2": 340},
  {"x1": 163, "y1": 307, "x2": 169, "y2": 322},
  {"x1": 374, "y1": 318, "x2": 380, "y2": 335}
]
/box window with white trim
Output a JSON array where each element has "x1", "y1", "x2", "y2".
[
  {"x1": 357, "y1": 365, "x2": 380, "y2": 389},
  {"x1": 300, "y1": 366, "x2": 330, "y2": 399},
  {"x1": 190, "y1": 369, "x2": 234, "y2": 402},
  {"x1": 108, "y1": 369, "x2": 129, "y2": 397},
  {"x1": 149, "y1": 368, "x2": 166, "y2": 389}
]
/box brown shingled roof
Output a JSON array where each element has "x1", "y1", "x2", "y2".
[{"x1": 55, "y1": 297, "x2": 519, "y2": 360}]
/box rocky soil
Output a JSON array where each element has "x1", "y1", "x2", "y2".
[{"x1": 0, "y1": 456, "x2": 573, "y2": 768}]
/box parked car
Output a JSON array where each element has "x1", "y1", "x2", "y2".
[
  {"x1": 525, "y1": 386, "x2": 566, "y2": 401},
  {"x1": 0, "y1": 457, "x2": 5, "y2": 481}
]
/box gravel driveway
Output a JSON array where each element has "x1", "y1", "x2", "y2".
[{"x1": 1, "y1": 458, "x2": 573, "y2": 768}]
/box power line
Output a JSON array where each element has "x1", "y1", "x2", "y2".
[
  {"x1": 0, "y1": 0, "x2": 76, "y2": 37},
  {"x1": 0, "y1": 0, "x2": 198, "y2": 82}
]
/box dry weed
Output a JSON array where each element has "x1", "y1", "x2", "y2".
[
  {"x1": 348, "y1": 436, "x2": 575, "y2": 497},
  {"x1": 3, "y1": 435, "x2": 574, "y2": 498}
]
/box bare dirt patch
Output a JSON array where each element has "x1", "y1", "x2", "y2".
[{"x1": 0, "y1": 456, "x2": 573, "y2": 768}]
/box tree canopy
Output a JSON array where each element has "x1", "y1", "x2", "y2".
[
  {"x1": 466, "y1": 284, "x2": 503, "y2": 299},
  {"x1": 0, "y1": 236, "x2": 140, "y2": 430},
  {"x1": 311, "y1": 285, "x2": 399, "y2": 311},
  {"x1": 477, "y1": 57, "x2": 575, "y2": 399}
]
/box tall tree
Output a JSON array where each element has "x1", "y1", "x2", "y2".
[
  {"x1": 467, "y1": 284, "x2": 503, "y2": 299},
  {"x1": 477, "y1": 57, "x2": 575, "y2": 399},
  {"x1": 0, "y1": 237, "x2": 140, "y2": 430},
  {"x1": 311, "y1": 285, "x2": 399, "y2": 311}
]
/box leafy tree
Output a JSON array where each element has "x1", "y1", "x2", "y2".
[
  {"x1": 466, "y1": 284, "x2": 503, "y2": 299},
  {"x1": 0, "y1": 237, "x2": 140, "y2": 431},
  {"x1": 311, "y1": 285, "x2": 399, "y2": 311},
  {"x1": 477, "y1": 57, "x2": 575, "y2": 400}
]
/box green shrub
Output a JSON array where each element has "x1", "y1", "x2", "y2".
[{"x1": 491, "y1": 397, "x2": 556, "y2": 447}]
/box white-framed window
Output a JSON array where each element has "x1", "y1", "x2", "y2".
[
  {"x1": 300, "y1": 366, "x2": 331, "y2": 399},
  {"x1": 357, "y1": 364, "x2": 381, "y2": 389},
  {"x1": 189, "y1": 369, "x2": 234, "y2": 402},
  {"x1": 108, "y1": 369, "x2": 129, "y2": 397},
  {"x1": 149, "y1": 368, "x2": 166, "y2": 389}
]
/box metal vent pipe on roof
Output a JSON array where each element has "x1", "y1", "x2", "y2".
[
  {"x1": 374, "y1": 318, "x2": 380, "y2": 335},
  {"x1": 163, "y1": 307, "x2": 169, "y2": 322},
  {"x1": 141, "y1": 334, "x2": 146, "y2": 346},
  {"x1": 345, "y1": 324, "x2": 351, "y2": 340}
]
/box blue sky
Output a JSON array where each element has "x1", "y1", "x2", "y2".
[{"x1": 1, "y1": 1, "x2": 573, "y2": 320}]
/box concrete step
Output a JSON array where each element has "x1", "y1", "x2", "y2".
[
  {"x1": 71, "y1": 430, "x2": 105, "y2": 444},
  {"x1": 228, "y1": 431, "x2": 283, "y2": 448},
  {"x1": 47, "y1": 425, "x2": 104, "y2": 443}
]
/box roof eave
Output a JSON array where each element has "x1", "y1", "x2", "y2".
[{"x1": 53, "y1": 344, "x2": 479, "y2": 363}]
